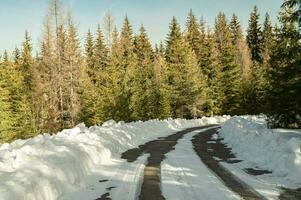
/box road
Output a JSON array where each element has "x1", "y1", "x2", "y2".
[{"x1": 92, "y1": 125, "x2": 299, "y2": 200}]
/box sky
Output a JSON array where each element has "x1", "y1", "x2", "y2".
[{"x1": 0, "y1": 0, "x2": 283, "y2": 55}]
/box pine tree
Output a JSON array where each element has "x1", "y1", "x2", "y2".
[
  {"x1": 200, "y1": 30, "x2": 222, "y2": 116},
  {"x1": 65, "y1": 14, "x2": 82, "y2": 126},
  {"x1": 282, "y1": 0, "x2": 301, "y2": 27},
  {"x1": 185, "y1": 10, "x2": 202, "y2": 62},
  {"x1": 94, "y1": 25, "x2": 108, "y2": 72},
  {"x1": 0, "y1": 56, "x2": 33, "y2": 142},
  {"x1": 0, "y1": 60, "x2": 16, "y2": 142},
  {"x1": 13, "y1": 47, "x2": 21, "y2": 65},
  {"x1": 247, "y1": 6, "x2": 263, "y2": 63},
  {"x1": 230, "y1": 14, "x2": 252, "y2": 78},
  {"x1": 267, "y1": 6, "x2": 301, "y2": 127},
  {"x1": 130, "y1": 25, "x2": 157, "y2": 120},
  {"x1": 21, "y1": 30, "x2": 34, "y2": 90},
  {"x1": 80, "y1": 25, "x2": 110, "y2": 126},
  {"x1": 262, "y1": 13, "x2": 275, "y2": 65},
  {"x1": 106, "y1": 17, "x2": 137, "y2": 122},
  {"x1": 215, "y1": 12, "x2": 241, "y2": 115},
  {"x1": 165, "y1": 17, "x2": 206, "y2": 118},
  {"x1": 85, "y1": 29, "x2": 96, "y2": 83},
  {"x1": 2, "y1": 50, "x2": 9, "y2": 62},
  {"x1": 153, "y1": 48, "x2": 171, "y2": 119}
]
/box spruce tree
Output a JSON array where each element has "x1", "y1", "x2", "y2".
[
  {"x1": 85, "y1": 29, "x2": 96, "y2": 83},
  {"x1": 106, "y1": 17, "x2": 137, "y2": 122},
  {"x1": 247, "y1": 6, "x2": 263, "y2": 63},
  {"x1": 262, "y1": 13, "x2": 275, "y2": 65},
  {"x1": 130, "y1": 25, "x2": 157, "y2": 120},
  {"x1": 214, "y1": 12, "x2": 241, "y2": 115},
  {"x1": 165, "y1": 17, "x2": 206, "y2": 118},
  {"x1": 0, "y1": 57, "x2": 33, "y2": 142},
  {"x1": 3, "y1": 50, "x2": 9, "y2": 62},
  {"x1": 153, "y1": 47, "x2": 171, "y2": 119},
  {"x1": 13, "y1": 47, "x2": 21, "y2": 66},
  {"x1": 267, "y1": 6, "x2": 301, "y2": 127},
  {"x1": 185, "y1": 10, "x2": 202, "y2": 62}
]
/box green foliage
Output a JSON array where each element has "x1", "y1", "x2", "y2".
[
  {"x1": 2, "y1": 4, "x2": 301, "y2": 144},
  {"x1": 215, "y1": 13, "x2": 242, "y2": 115},
  {"x1": 247, "y1": 6, "x2": 263, "y2": 63},
  {"x1": 0, "y1": 61, "x2": 34, "y2": 143},
  {"x1": 267, "y1": 7, "x2": 301, "y2": 127},
  {"x1": 165, "y1": 17, "x2": 206, "y2": 118}
]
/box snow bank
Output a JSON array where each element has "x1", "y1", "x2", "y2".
[
  {"x1": 0, "y1": 116, "x2": 228, "y2": 200},
  {"x1": 219, "y1": 116, "x2": 301, "y2": 188}
]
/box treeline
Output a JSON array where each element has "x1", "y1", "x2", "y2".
[{"x1": 0, "y1": 0, "x2": 300, "y2": 143}]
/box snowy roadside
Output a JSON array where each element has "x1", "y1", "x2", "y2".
[
  {"x1": 0, "y1": 116, "x2": 228, "y2": 200},
  {"x1": 218, "y1": 116, "x2": 301, "y2": 198}
]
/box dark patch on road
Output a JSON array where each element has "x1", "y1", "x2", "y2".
[
  {"x1": 98, "y1": 179, "x2": 108, "y2": 183},
  {"x1": 279, "y1": 187, "x2": 301, "y2": 200},
  {"x1": 95, "y1": 192, "x2": 111, "y2": 200},
  {"x1": 106, "y1": 186, "x2": 116, "y2": 191},
  {"x1": 244, "y1": 168, "x2": 272, "y2": 176},
  {"x1": 207, "y1": 136, "x2": 241, "y2": 163},
  {"x1": 192, "y1": 128, "x2": 267, "y2": 200},
  {"x1": 95, "y1": 186, "x2": 116, "y2": 200},
  {"x1": 121, "y1": 125, "x2": 217, "y2": 200}
]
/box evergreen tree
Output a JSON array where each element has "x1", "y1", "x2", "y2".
[
  {"x1": 200, "y1": 30, "x2": 222, "y2": 116},
  {"x1": 106, "y1": 17, "x2": 137, "y2": 121},
  {"x1": 85, "y1": 29, "x2": 96, "y2": 83},
  {"x1": 65, "y1": 15, "x2": 82, "y2": 126},
  {"x1": 94, "y1": 25, "x2": 108, "y2": 72},
  {"x1": 21, "y1": 30, "x2": 34, "y2": 90},
  {"x1": 185, "y1": 10, "x2": 202, "y2": 62},
  {"x1": 3, "y1": 50, "x2": 9, "y2": 62},
  {"x1": 215, "y1": 12, "x2": 241, "y2": 115},
  {"x1": 267, "y1": 6, "x2": 301, "y2": 127},
  {"x1": 0, "y1": 60, "x2": 16, "y2": 142},
  {"x1": 262, "y1": 13, "x2": 275, "y2": 65},
  {"x1": 0, "y1": 57, "x2": 33, "y2": 142},
  {"x1": 247, "y1": 6, "x2": 263, "y2": 63},
  {"x1": 153, "y1": 48, "x2": 171, "y2": 119},
  {"x1": 282, "y1": 0, "x2": 301, "y2": 27},
  {"x1": 80, "y1": 25, "x2": 110, "y2": 126},
  {"x1": 230, "y1": 14, "x2": 252, "y2": 77},
  {"x1": 165, "y1": 17, "x2": 206, "y2": 118},
  {"x1": 130, "y1": 25, "x2": 157, "y2": 120},
  {"x1": 13, "y1": 47, "x2": 21, "y2": 65}
]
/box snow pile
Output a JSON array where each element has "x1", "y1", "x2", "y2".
[
  {"x1": 219, "y1": 116, "x2": 301, "y2": 188},
  {"x1": 0, "y1": 116, "x2": 228, "y2": 200}
]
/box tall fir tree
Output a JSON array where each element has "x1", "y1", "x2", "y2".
[
  {"x1": 130, "y1": 25, "x2": 157, "y2": 120},
  {"x1": 215, "y1": 12, "x2": 241, "y2": 115},
  {"x1": 185, "y1": 10, "x2": 202, "y2": 63},
  {"x1": 267, "y1": 6, "x2": 301, "y2": 127},
  {"x1": 165, "y1": 17, "x2": 206, "y2": 118},
  {"x1": 247, "y1": 6, "x2": 263, "y2": 64},
  {"x1": 107, "y1": 17, "x2": 137, "y2": 121},
  {"x1": 262, "y1": 13, "x2": 275, "y2": 65}
]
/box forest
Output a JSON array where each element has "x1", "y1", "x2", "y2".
[{"x1": 0, "y1": 0, "x2": 300, "y2": 143}]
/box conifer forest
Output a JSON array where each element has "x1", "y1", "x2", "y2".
[{"x1": 0, "y1": 0, "x2": 300, "y2": 143}]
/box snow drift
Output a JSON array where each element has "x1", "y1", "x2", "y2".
[
  {"x1": 0, "y1": 117, "x2": 228, "y2": 200},
  {"x1": 219, "y1": 116, "x2": 301, "y2": 188}
]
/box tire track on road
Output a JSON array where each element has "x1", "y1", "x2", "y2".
[
  {"x1": 121, "y1": 125, "x2": 216, "y2": 200},
  {"x1": 192, "y1": 128, "x2": 267, "y2": 200}
]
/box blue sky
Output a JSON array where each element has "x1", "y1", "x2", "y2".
[{"x1": 0, "y1": 0, "x2": 283, "y2": 55}]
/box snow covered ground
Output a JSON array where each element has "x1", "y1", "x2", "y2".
[
  {"x1": 218, "y1": 115, "x2": 301, "y2": 198},
  {"x1": 1, "y1": 115, "x2": 300, "y2": 200},
  {"x1": 0, "y1": 117, "x2": 228, "y2": 200}
]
